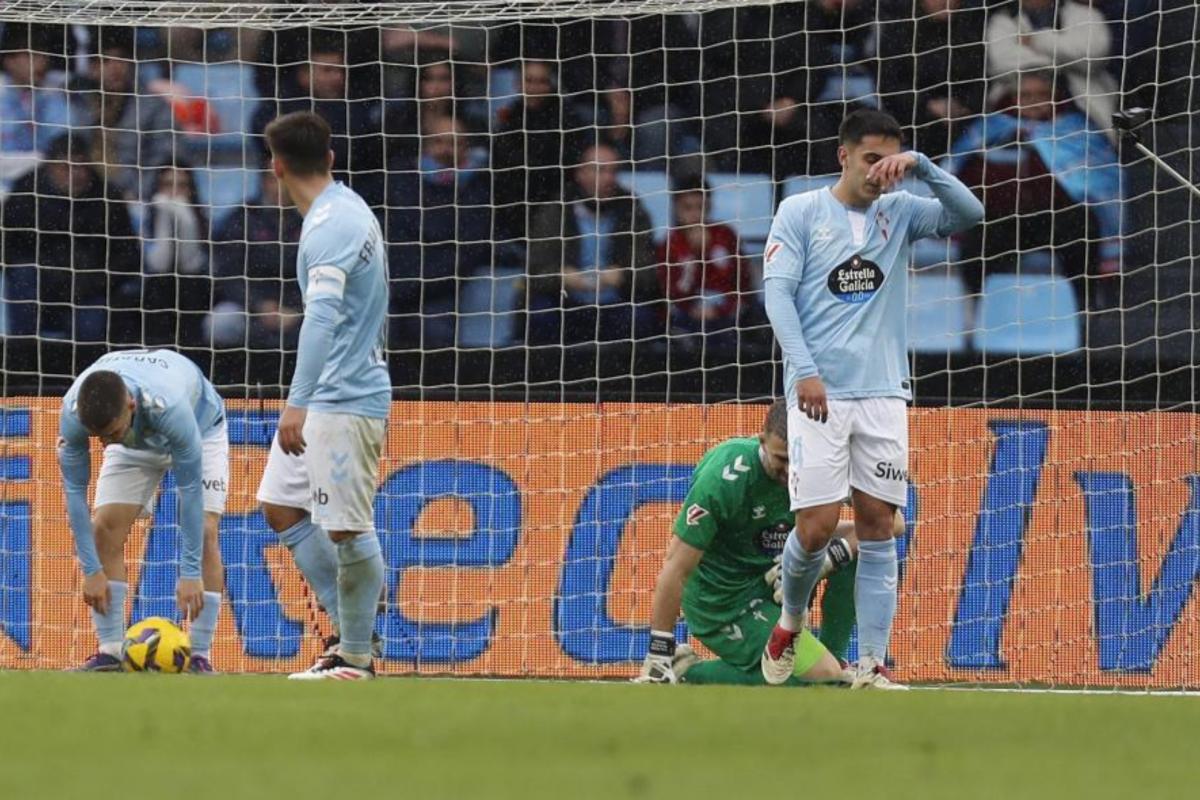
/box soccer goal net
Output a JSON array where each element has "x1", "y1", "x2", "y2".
[{"x1": 0, "y1": 0, "x2": 1198, "y2": 688}]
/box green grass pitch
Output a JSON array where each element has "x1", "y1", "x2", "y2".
[{"x1": 1, "y1": 673, "x2": 1196, "y2": 799}]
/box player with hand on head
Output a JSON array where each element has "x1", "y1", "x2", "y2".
[
  {"x1": 256, "y1": 111, "x2": 391, "y2": 681},
  {"x1": 761, "y1": 108, "x2": 982, "y2": 689},
  {"x1": 58, "y1": 349, "x2": 228, "y2": 673},
  {"x1": 637, "y1": 400, "x2": 905, "y2": 686}
]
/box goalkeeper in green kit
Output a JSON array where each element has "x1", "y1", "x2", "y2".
[{"x1": 637, "y1": 399, "x2": 903, "y2": 685}]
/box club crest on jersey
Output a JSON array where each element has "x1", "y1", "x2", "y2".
[
  {"x1": 827, "y1": 255, "x2": 884, "y2": 304},
  {"x1": 685, "y1": 504, "x2": 709, "y2": 526},
  {"x1": 757, "y1": 522, "x2": 791, "y2": 555}
]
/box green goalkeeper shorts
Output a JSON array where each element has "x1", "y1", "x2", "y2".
[{"x1": 685, "y1": 595, "x2": 828, "y2": 678}]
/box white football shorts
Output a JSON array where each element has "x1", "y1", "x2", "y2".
[
  {"x1": 786, "y1": 396, "x2": 909, "y2": 511},
  {"x1": 94, "y1": 421, "x2": 229, "y2": 516},
  {"x1": 256, "y1": 410, "x2": 386, "y2": 532}
]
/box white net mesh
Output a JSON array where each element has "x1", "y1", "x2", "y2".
[{"x1": 0, "y1": 1, "x2": 1198, "y2": 687}]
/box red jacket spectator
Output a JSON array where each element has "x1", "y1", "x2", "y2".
[{"x1": 657, "y1": 203, "x2": 747, "y2": 330}]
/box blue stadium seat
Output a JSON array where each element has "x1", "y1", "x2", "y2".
[
  {"x1": 458, "y1": 268, "x2": 523, "y2": 349},
  {"x1": 618, "y1": 171, "x2": 776, "y2": 246},
  {"x1": 704, "y1": 172, "x2": 775, "y2": 243},
  {"x1": 976, "y1": 272, "x2": 1081, "y2": 354},
  {"x1": 907, "y1": 266, "x2": 970, "y2": 353}
]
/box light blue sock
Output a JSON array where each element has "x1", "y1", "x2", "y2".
[
  {"x1": 91, "y1": 579, "x2": 127, "y2": 655},
  {"x1": 781, "y1": 530, "x2": 828, "y2": 628},
  {"x1": 190, "y1": 591, "x2": 222, "y2": 657},
  {"x1": 278, "y1": 517, "x2": 340, "y2": 630},
  {"x1": 336, "y1": 531, "x2": 384, "y2": 663},
  {"x1": 855, "y1": 538, "x2": 899, "y2": 662}
]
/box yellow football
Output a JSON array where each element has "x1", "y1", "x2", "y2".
[{"x1": 121, "y1": 617, "x2": 191, "y2": 673}]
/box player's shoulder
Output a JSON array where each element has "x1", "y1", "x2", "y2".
[
  {"x1": 302, "y1": 187, "x2": 373, "y2": 248},
  {"x1": 694, "y1": 437, "x2": 760, "y2": 487},
  {"x1": 777, "y1": 189, "x2": 826, "y2": 219}
]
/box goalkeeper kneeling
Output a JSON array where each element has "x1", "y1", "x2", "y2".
[{"x1": 636, "y1": 399, "x2": 904, "y2": 686}]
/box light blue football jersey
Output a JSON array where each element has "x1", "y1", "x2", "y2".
[
  {"x1": 58, "y1": 349, "x2": 224, "y2": 578},
  {"x1": 292, "y1": 181, "x2": 391, "y2": 419},
  {"x1": 764, "y1": 155, "x2": 982, "y2": 402}
]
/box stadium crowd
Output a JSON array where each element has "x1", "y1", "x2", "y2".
[{"x1": 0, "y1": 2, "x2": 1190, "y2": 388}]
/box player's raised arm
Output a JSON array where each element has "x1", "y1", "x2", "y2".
[
  {"x1": 160, "y1": 402, "x2": 206, "y2": 617},
  {"x1": 877, "y1": 151, "x2": 984, "y2": 240}
]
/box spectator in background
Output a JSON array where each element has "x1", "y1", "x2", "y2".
[
  {"x1": 72, "y1": 26, "x2": 176, "y2": 203},
  {"x1": 877, "y1": 0, "x2": 987, "y2": 159},
  {"x1": 657, "y1": 179, "x2": 749, "y2": 359},
  {"x1": 949, "y1": 69, "x2": 1121, "y2": 315},
  {"x1": 387, "y1": 114, "x2": 493, "y2": 350},
  {"x1": 700, "y1": 3, "x2": 808, "y2": 177},
  {"x1": 0, "y1": 23, "x2": 75, "y2": 156},
  {"x1": 492, "y1": 60, "x2": 587, "y2": 251},
  {"x1": 385, "y1": 60, "x2": 488, "y2": 165},
  {"x1": 0, "y1": 133, "x2": 140, "y2": 345},
  {"x1": 986, "y1": 0, "x2": 1119, "y2": 137},
  {"x1": 210, "y1": 162, "x2": 303, "y2": 351},
  {"x1": 525, "y1": 143, "x2": 657, "y2": 346},
  {"x1": 254, "y1": 36, "x2": 385, "y2": 207},
  {"x1": 576, "y1": 83, "x2": 634, "y2": 163},
  {"x1": 141, "y1": 161, "x2": 211, "y2": 346}
]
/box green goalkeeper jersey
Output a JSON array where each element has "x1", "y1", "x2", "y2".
[{"x1": 673, "y1": 437, "x2": 793, "y2": 631}]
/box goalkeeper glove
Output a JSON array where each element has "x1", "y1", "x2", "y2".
[
  {"x1": 633, "y1": 630, "x2": 677, "y2": 684},
  {"x1": 766, "y1": 537, "x2": 854, "y2": 605}
]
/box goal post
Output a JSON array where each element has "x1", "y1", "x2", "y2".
[{"x1": 0, "y1": 0, "x2": 1198, "y2": 688}]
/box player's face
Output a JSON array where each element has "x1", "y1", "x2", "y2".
[
  {"x1": 759, "y1": 433, "x2": 789, "y2": 485},
  {"x1": 91, "y1": 398, "x2": 135, "y2": 446},
  {"x1": 839, "y1": 134, "x2": 903, "y2": 203}
]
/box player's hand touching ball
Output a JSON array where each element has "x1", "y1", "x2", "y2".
[
  {"x1": 866, "y1": 152, "x2": 918, "y2": 191},
  {"x1": 796, "y1": 376, "x2": 828, "y2": 423}
]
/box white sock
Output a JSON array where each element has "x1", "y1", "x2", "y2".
[{"x1": 779, "y1": 611, "x2": 805, "y2": 632}]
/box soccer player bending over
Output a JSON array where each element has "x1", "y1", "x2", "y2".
[
  {"x1": 257, "y1": 111, "x2": 391, "y2": 680},
  {"x1": 761, "y1": 108, "x2": 983, "y2": 689},
  {"x1": 637, "y1": 400, "x2": 906, "y2": 685},
  {"x1": 59, "y1": 349, "x2": 228, "y2": 673}
]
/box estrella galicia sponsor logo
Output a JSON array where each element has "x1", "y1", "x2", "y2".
[
  {"x1": 874, "y1": 461, "x2": 909, "y2": 482},
  {"x1": 757, "y1": 522, "x2": 791, "y2": 555},
  {"x1": 827, "y1": 255, "x2": 884, "y2": 303}
]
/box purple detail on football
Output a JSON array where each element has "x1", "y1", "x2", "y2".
[{"x1": 135, "y1": 627, "x2": 161, "y2": 644}]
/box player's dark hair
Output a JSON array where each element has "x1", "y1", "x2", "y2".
[
  {"x1": 839, "y1": 108, "x2": 903, "y2": 146},
  {"x1": 264, "y1": 111, "x2": 332, "y2": 177},
  {"x1": 77, "y1": 370, "x2": 129, "y2": 433},
  {"x1": 764, "y1": 399, "x2": 788, "y2": 441}
]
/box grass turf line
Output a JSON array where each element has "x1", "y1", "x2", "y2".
[{"x1": 1, "y1": 672, "x2": 1196, "y2": 799}]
